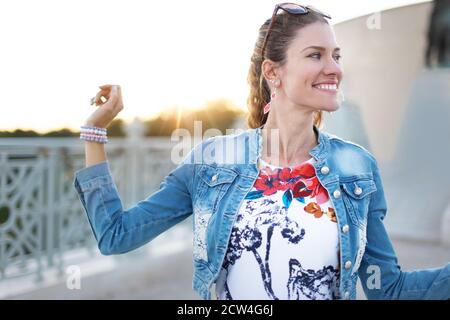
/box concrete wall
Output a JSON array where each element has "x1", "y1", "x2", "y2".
[{"x1": 333, "y1": 2, "x2": 433, "y2": 162}]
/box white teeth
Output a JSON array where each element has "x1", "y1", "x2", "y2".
[{"x1": 314, "y1": 84, "x2": 337, "y2": 90}]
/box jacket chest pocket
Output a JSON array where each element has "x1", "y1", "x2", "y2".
[
  {"x1": 340, "y1": 178, "x2": 377, "y2": 227},
  {"x1": 196, "y1": 165, "x2": 238, "y2": 214}
]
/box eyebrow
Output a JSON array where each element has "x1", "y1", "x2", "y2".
[{"x1": 301, "y1": 46, "x2": 340, "y2": 52}]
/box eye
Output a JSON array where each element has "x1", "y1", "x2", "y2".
[
  {"x1": 308, "y1": 52, "x2": 341, "y2": 62},
  {"x1": 308, "y1": 52, "x2": 321, "y2": 59}
]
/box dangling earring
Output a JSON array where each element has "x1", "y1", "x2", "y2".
[{"x1": 263, "y1": 79, "x2": 280, "y2": 114}]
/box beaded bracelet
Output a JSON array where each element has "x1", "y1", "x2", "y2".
[
  {"x1": 80, "y1": 125, "x2": 108, "y2": 144},
  {"x1": 80, "y1": 125, "x2": 107, "y2": 135},
  {"x1": 80, "y1": 133, "x2": 108, "y2": 143}
]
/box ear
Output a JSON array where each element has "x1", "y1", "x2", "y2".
[{"x1": 261, "y1": 59, "x2": 281, "y2": 84}]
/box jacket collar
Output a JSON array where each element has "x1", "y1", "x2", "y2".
[{"x1": 249, "y1": 124, "x2": 330, "y2": 167}]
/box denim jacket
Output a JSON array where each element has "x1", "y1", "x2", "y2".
[{"x1": 73, "y1": 125, "x2": 450, "y2": 300}]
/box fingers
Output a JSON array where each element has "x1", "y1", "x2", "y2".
[
  {"x1": 93, "y1": 90, "x2": 108, "y2": 105},
  {"x1": 95, "y1": 85, "x2": 113, "y2": 105},
  {"x1": 91, "y1": 84, "x2": 121, "y2": 106}
]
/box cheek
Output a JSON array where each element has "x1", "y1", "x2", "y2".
[
  {"x1": 287, "y1": 74, "x2": 314, "y2": 93},
  {"x1": 292, "y1": 64, "x2": 321, "y2": 90},
  {"x1": 284, "y1": 60, "x2": 325, "y2": 100}
]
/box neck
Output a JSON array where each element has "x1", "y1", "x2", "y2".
[{"x1": 261, "y1": 105, "x2": 318, "y2": 167}]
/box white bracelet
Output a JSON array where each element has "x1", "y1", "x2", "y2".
[
  {"x1": 80, "y1": 125, "x2": 107, "y2": 135},
  {"x1": 80, "y1": 125, "x2": 108, "y2": 143}
]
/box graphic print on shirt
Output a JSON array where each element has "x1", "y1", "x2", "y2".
[{"x1": 216, "y1": 158, "x2": 340, "y2": 300}]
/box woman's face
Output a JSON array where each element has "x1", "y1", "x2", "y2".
[{"x1": 278, "y1": 21, "x2": 343, "y2": 112}]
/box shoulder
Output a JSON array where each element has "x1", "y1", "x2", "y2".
[
  {"x1": 206, "y1": 128, "x2": 250, "y2": 144},
  {"x1": 322, "y1": 130, "x2": 379, "y2": 171},
  {"x1": 187, "y1": 128, "x2": 252, "y2": 165}
]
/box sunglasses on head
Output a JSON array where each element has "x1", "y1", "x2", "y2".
[{"x1": 261, "y1": 3, "x2": 332, "y2": 58}]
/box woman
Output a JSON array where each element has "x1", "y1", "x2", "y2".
[{"x1": 74, "y1": 3, "x2": 450, "y2": 300}]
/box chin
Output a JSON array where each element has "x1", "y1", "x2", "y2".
[
  {"x1": 328, "y1": 103, "x2": 340, "y2": 112},
  {"x1": 316, "y1": 102, "x2": 340, "y2": 113}
]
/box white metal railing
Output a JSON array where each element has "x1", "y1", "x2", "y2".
[{"x1": 0, "y1": 119, "x2": 187, "y2": 284}]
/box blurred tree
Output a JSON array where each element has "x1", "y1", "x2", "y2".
[
  {"x1": 144, "y1": 98, "x2": 244, "y2": 136},
  {"x1": 43, "y1": 128, "x2": 78, "y2": 137},
  {"x1": 0, "y1": 129, "x2": 40, "y2": 137},
  {"x1": 0, "y1": 99, "x2": 245, "y2": 137},
  {"x1": 107, "y1": 118, "x2": 126, "y2": 137}
]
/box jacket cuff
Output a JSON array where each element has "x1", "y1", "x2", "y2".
[{"x1": 73, "y1": 161, "x2": 113, "y2": 192}]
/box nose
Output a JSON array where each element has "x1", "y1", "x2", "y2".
[{"x1": 323, "y1": 55, "x2": 343, "y2": 79}]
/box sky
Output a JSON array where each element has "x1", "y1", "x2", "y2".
[{"x1": 0, "y1": 0, "x2": 430, "y2": 134}]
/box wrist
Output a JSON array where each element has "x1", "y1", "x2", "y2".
[{"x1": 83, "y1": 121, "x2": 105, "y2": 129}]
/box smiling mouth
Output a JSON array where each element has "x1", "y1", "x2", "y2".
[{"x1": 312, "y1": 83, "x2": 338, "y2": 92}]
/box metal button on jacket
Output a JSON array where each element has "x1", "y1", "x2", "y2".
[
  {"x1": 333, "y1": 190, "x2": 341, "y2": 199},
  {"x1": 342, "y1": 224, "x2": 349, "y2": 233},
  {"x1": 354, "y1": 186, "x2": 363, "y2": 195},
  {"x1": 345, "y1": 261, "x2": 352, "y2": 269},
  {"x1": 211, "y1": 174, "x2": 218, "y2": 182},
  {"x1": 320, "y1": 166, "x2": 330, "y2": 175}
]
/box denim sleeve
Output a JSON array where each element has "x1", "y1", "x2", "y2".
[
  {"x1": 358, "y1": 159, "x2": 450, "y2": 299},
  {"x1": 73, "y1": 155, "x2": 195, "y2": 256}
]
